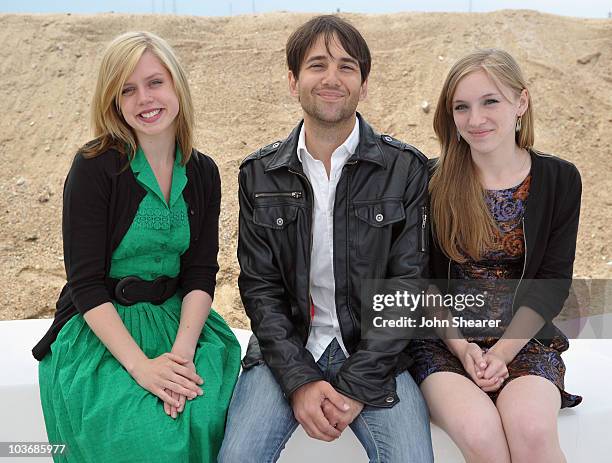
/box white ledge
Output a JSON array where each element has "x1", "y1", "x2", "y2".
[{"x1": 1, "y1": 319, "x2": 611, "y2": 462}]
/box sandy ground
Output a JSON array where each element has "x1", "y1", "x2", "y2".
[{"x1": 0, "y1": 11, "x2": 610, "y2": 327}]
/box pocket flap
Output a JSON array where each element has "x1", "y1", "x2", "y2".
[
  {"x1": 253, "y1": 205, "x2": 299, "y2": 229},
  {"x1": 354, "y1": 200, "x2": 405, "y2": 227}
]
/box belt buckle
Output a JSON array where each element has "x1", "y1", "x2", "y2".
[{"x1": 114, "y1": 276, "x2": 142, "y2": 305}]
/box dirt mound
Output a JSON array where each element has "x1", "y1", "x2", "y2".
[{"x1": 1, "y1": 11, "x2": 610, "y2": 325}]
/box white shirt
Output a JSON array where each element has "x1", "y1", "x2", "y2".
[{"x1": 297, "y1": 118, "x2": 359, "y2": 361}]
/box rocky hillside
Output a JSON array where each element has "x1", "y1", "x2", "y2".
[{"x1": 0, "y1": 11, "x2": 610, "y2": 325}]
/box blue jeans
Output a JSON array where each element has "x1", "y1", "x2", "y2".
[{"x1": 218, "y1": 339, "x2": 433, "y2": 462}]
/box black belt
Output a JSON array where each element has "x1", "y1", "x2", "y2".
[{"x1": 105, "y1": 276, "x2": 179, "y2": 306}]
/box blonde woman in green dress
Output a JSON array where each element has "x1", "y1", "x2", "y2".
[{"x1": 33, "y1": 31, "x2": 241, "y2": 462}]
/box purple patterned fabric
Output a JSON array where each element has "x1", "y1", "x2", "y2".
[{"x1": 409, "y1": 174, "x2": 582, "y2": 408}]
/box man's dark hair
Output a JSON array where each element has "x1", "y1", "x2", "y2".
[{"x1": 286, "y1": 15, "x2": 371, "y2": 81}]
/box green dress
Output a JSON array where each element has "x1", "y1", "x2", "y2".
[{"x1": 39, "y1": 147, "x2": 241, "y2": 462}]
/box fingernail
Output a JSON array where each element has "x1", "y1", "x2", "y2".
[
  {"x1": 343, "y1": 403, "x2": 349, "y2": 411},
  {"x1": 198, "y1": 389, "x2": 203, "y2": 396}
]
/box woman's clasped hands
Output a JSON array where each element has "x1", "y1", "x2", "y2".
[
  {"x1": 130, "y1": 352, "x2": 204, "y2": 419},
  {"x1": 459, "y1": 342, "x2": 510, "y2": 392}
]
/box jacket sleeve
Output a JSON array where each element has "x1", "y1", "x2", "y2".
[
  {"x1": 63, "y1": 153, "x2": 113, "y2": 314},
  {"x1": 180, "y1": 156, "x2": 220, "y2": 299},
  {"x1": 518, "y1": 163, "x2": 582, "y2": 322},
  {"x1": 237, "y1": 167, "x2": 324, "y2": 397},
  {"x1": 331, "y1": 158, "x2": 430, "y2": 407}
]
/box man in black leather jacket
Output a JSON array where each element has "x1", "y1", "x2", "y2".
[{"x1": 219, "y1": 15, "x2": 434, "y2": 462}]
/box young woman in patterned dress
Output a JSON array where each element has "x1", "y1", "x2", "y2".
[
  {"x1": 34, "y1": 32, "x2": 241, "y2": 462},
  {"x1": 408, "y1": 49, "x2": 581, "y2": 463}
]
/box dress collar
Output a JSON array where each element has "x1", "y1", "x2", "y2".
[{"x1": 131, "y1": 145, "x2": 187, "y2": 207}]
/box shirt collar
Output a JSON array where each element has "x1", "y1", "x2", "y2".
[
  {"x1": 297, "y1": 116, "x2": 359, "y2": 164},
  {"x1": 265, "y1": 113, "x2": 386, "y2": 173}
]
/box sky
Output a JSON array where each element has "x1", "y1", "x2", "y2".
[{"x1": 1, "y1": 0, "x2": 611, "y2": 19}]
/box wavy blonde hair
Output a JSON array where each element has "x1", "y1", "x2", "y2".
[
  {"x1": 81, "y1": 31, "x2": 194, "y2": 164},
  {"x1": 430, "y1": 48, "x2": 534, "y2": 262}
]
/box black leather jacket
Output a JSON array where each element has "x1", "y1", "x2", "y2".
[{"x1": 237, "y1": 114, "x2": 429, "y2": 407}]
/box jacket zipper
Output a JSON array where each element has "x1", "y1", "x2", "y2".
[
  {"x1": 254, "y1": 191, "x2": 303, "y2": 199},
  {"x1": 288, "y1": 169, "x2": 314, "y2": 341},
  {"x1": 446, "y1": 259, "x2": 452, "y2": 301},
  {"x1": 420, "y1": 206, "x2": 428, "y2": 252}
]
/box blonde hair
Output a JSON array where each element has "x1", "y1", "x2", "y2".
[
  {"x1": 81, "y1": 31, "x2": 194, "y2": 164},
  {"x1": 430, "y1": 48, "x2": 534, "y2": 262}
]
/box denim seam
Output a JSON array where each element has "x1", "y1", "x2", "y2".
[
  {"x1": 269, "y1": 421, "x2": 299, "y2": 463},
  {"x1": 356, "y1": 413, "x2": 381, "y2": 462}
]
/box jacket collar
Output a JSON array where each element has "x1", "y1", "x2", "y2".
[{"x1": 265, "y1": 112, "x2": 386, "y2": 172}]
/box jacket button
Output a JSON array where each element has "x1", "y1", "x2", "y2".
[
  {"x1": 375, "y1": 213, "x2": 384, "y2": 222},
  {"x1": 385, "y1": 396, "x2": 395, "y2": 403},
  {"x1": 276, "y1": 217, "x2": 284, "y2": 226},
  {"x1": 272, "y1": 142, "x2": 280, "y2": 148},
  {"x1": 384, "y1": 136, "x2": 393, "y2": 142}
]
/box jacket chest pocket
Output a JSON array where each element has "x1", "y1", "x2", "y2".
[
  {"x1": 353, "y1": 200, "x2": 405, "y2": 260},
  {"x1": 253, "y1": 205, "x2": 301, "y2": 270},
  {"x1": 253, "y1": 204, "x2": 299, "y2": 230}
]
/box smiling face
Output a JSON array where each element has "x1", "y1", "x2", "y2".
[
  {"x1": 452, "y1": 69, "x2": 528, "y2": 157},
  {"x1": 288, "y1": 33, "x2": 367, "y2": 126},
  {"x1": 119, "y1": 50, "x2": 179, "y2": 145}
]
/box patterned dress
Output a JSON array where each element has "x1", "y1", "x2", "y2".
[
  {"x1": 39, "y1": 147, "x2": 242, "y2": 462},
  {"x1": 409, "y1": 174, "x2": 581, "y2": 408}
]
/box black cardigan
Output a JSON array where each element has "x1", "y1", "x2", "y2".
[
  {"x1": 32, "y1": 148, "x2": 221, "y2": 360},
  {"x1": 429, "y1": 149, "x2": 582, "y2": 341}
]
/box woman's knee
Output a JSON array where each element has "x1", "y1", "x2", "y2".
[
  {"x1": 456, "y1": 412, "x2": 507, "y2": 457},
  {"x1": 503, "y1": 408, "x2": 560, "y2": 457}
]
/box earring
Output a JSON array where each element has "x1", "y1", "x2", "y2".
[
  {"x1": 456, "y1": 129, "x2": 461, "y2": 142},
  {"x1": 515, "y1": 116, "x2": 522, "y2": 132}
]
